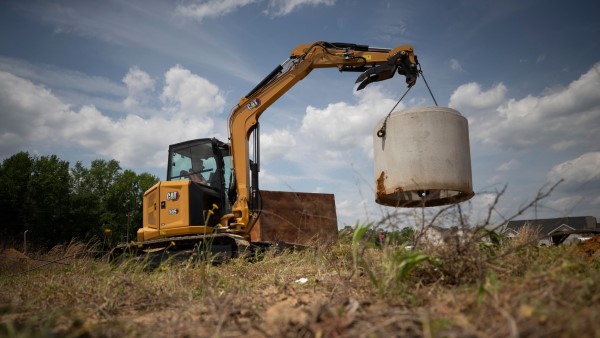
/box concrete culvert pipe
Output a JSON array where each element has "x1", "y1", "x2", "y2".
[{"x1": 373, "y1": 106, "x2": 474, "y2": 207}]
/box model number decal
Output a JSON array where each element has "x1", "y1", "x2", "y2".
[
  {"x1": 166, "y1": 191, "x2": 179, "y2": 201},
  {"x1": 168, "y1": 208, "x2": 179, "y2": 215}
]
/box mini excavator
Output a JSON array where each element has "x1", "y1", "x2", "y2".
[{"x1": 112, "y1": 41, "x2": 419, "y2": 260}]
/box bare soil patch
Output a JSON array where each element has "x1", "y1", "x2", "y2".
[{"x1": 0, "y1": 249, "x2": 32, "y2": 273}]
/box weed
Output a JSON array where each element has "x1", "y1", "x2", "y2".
[{"x1": 349, "y1": 222, "x2": 431, "y2": 298}]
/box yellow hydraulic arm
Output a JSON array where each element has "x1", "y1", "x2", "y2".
[{"x1": 221, "y1": 41, "x2": 419, "y2": 234}]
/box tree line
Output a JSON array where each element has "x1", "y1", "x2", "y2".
[{"x1": 0, "y1": 152, "x2": 159, "y2": 249}]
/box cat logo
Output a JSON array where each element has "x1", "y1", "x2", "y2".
[{"x1": 247, "y1": 98, "x2": 260, "y2": 110}]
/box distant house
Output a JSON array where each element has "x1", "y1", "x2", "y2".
[
  {"x1": 417, "y1": 225, "x2": 444, "y2": 245},
  {"x1": 503, "y1": 216, "x2": 600, "y2": 246},
  {"x1": 417, "y1": 225, "x2": 467, "y2": 246}
]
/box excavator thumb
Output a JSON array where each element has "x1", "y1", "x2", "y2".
[{"x1": 355, "y1": 51, "x2": 418, "y2": 90}]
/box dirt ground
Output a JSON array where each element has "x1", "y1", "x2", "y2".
[
  {"x1": 0, "y1": 248, "x2": 467, "y2": 337},
  {"x1": 92, "y1": 284, "x2": 437, "y2": 338},
  {"x1": 2, "y1": 236, "x2": 600, "y2": 337},
  {"x1": 0, "y1": 257, "x2": 438, "y2": 337}
]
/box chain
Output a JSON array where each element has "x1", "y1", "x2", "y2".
[
  {"x1": 419, "y1": 63, "x2": 438, "y2": 106},
  {"x1": 376, "y1": 85, "x2": 412, "y2": 138},
  {"x1": 376, "y1": 64, "x2": 438, "y2": 138}
]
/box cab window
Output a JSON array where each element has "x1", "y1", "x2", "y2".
[{"x1": 169, "y1": 142, "x2": 215, "y2": 185}]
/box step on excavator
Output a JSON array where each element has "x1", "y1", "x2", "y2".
[{"x1": 111, "y1": 41, "x2": 419, "y2": 262}]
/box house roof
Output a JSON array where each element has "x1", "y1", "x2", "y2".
[{"x1": 504, "y1": 216, "x2": 598, "y2": 236}]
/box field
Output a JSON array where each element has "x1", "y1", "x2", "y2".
[{"x1": 2, "y1": 229, "x2": 600, "y2": 338}]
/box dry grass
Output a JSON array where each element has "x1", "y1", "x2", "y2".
[{"x1": 1, "y1": 232, "x2": 600, "y2": 338}]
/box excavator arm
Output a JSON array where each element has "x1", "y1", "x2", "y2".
[{"x1": 223, "y1": 41, "x2": 419, "y2": 234}]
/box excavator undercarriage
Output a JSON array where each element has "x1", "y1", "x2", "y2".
[{"x1": 110, "y1": 233, "x2": 282, "y2": 266}]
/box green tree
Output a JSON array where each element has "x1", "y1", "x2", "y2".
[
  {"x1": 399, "y1": 226, "x2": 416, "y2": 244},
  {"x1": 385, "y1": 227, "x2": 416, "y2": 246},
  {"x1": 69, "y1": 161, "x2": 103, "y2": 240},
  {"x1": 1, "y1": 151, "x2": 158, "y2": 247},
  {"x1": 0, "y1": 152, "x2": 34, "y2": 240},
  {"x1": 88, "y1": 159, "x2": 122, "y2": 197},
  {"x1": 23, "y1": 155, "x2": 71, "y2": 245},
  {"x1": 104, "y1": 170, "x2": 139, "y2": 243},
  {"x1": 106, "y1": 171, "x2": 159, "y2": 244},
  {"x1": 70, "y1": 160, "x2": 158, "y2": 245}
]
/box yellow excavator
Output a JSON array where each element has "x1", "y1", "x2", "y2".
[{"x1": 113, "y1": 41, "x2": 419, "y2": 259}]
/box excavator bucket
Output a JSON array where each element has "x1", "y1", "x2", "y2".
[{"x1": 250, "y1": 190, "x2": 339, "y2": 245}]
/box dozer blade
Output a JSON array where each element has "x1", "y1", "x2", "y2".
[{"x1": 250, "y1": 190, "x2": 338, "y2": 245}]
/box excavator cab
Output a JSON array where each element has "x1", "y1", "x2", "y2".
[
  {"x1": 167, "y1": 138, "x2": 233, "y2": 215},
  {"x1": 136, "y1": 138, "x2": 233, "y2": 242}
]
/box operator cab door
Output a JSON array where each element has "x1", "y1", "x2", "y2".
[{"x1": 167, "y1": 138, "x2": 232, "y2": 223}]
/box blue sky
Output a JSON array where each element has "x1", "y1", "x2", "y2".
[{"x1": 1, "y1": 0, "x2": 599, "y2": 228}]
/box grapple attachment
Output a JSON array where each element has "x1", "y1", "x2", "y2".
[{"x1": 355, "y1": 51, "x2": 418, "y2": 90}]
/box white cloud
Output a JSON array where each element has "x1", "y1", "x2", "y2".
[
  {"x1": 258, "y1": 166, "x2": 311, "y2": 190},
  {"x1": 175, "y1": 0, "x2": 334, "y2": 21},
  {"x1": 335, "y1": 197, "x2": 378, "y2": 225},
  {"x1": 536, "y1": 53, "x2": 547, "y2": 64},
  {"x1": 547, "y1": 152, "x2": 600, "y2": 188},
  {"x1": 545, "y1": 195, "x2": 584, "y2": 215},
  {"x1": 300, "y1": 86, "x2": 399, "y2": 158},
  {"x1": 540, "y1": 152, "x2": 600, "y2": 217},
  {"x1": 175, "y1": 0, "x2": 258, "y2": 22},
  {"x1": 452, "y1": 63, "x2": 600, "y2": 151},
  {"x1": 265, "y1": 0, "x2": 335, "y2": 16},
  {"x1": 0, "y1": 56, "x2": 124, "y2": 98},
  {"x1": 488, "y1": 175, "x2": 502, "y2": 184},
  {"x1": 160, "y1": 65, "x2": 226, "y2": 119},
  {"x1": 496, "y1": 159, "x2": 519, "y2": 171},
  {"x1": 260, "y1": 129, "x2": 297, "y2": 161},
  {"x1": 449, "y1": 82, "x2": 507, "y2": 112},
  {"x1": 0, "y1": 71, "x2": 70, "y2": 151},
  {"x1": 551, "y1": 140, "x2": 577, "y2": 151},
  {"x1": 450, "y1": 58, "x2": 464, "y2": 72},
  {"x1": 371, "y1": 23, "x2": 408, "y2": 42},
  {"x1": 123, "y1": 66, "x2": 156, "y2": 109},
  {"x1": 0, "y1": 67, "x2": 224, "y2": 168}
]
